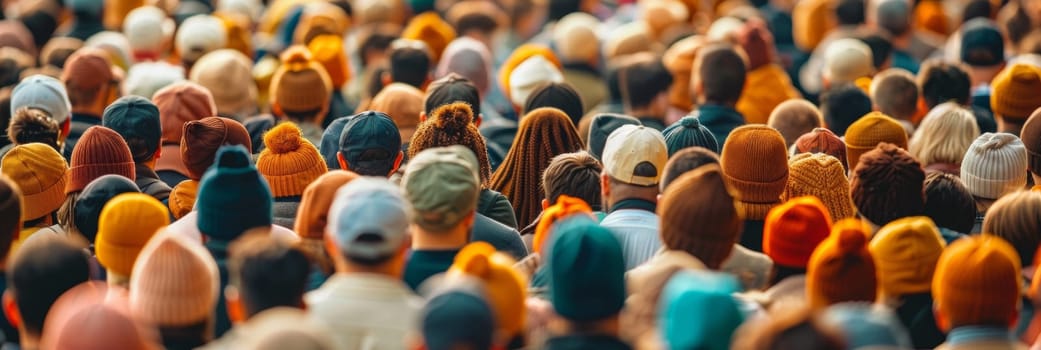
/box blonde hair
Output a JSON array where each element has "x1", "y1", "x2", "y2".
[{"x1": 909, "y1": 102, "x2": 979, "y2": 166}]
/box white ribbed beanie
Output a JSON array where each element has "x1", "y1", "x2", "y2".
[{"x1": 960, "y1": 132, "x2": 1028, "y2": 199}]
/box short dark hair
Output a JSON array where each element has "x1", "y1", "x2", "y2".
[
  {"x1": 820, "y1": 83, "x2": 873, "y2": 136},
  {"x1": 695, "y1": 44, "x2": 747, "y2": 105},
  {"x1": 836, "y1": 0, "x2": 865, "y2": 26},
  {"x1": 8, "y1": 235, "x2": 90, "y2": 335},
  {"x1": 548, "y1": 0, "x2": 582, "y2": 22},
  {"x1": 917, "y1": 59, "x2": 971, "y2": 108},
  {"x1": 425, "y1": 74, "x2": 480, "y2": 117},
  {"x1": 389, "y1": 40, "x2": 431, "y2": 89},
  {"x1": 228, "y1": 233, "x2": 312, "y2": 317},
  {"x1": 357, "y1": 25, "x2": 400, "y2": 67},
  {"x1": 542, "y1": 151, "x2": 602, "y2": 210},
  {"x1": 621, "y1": 59, "x2": 672, "y2": 110},
  {"x1": 962, "y1": 0, "x2": 993, "y2": 23},
  {"x1": 660, "y1": 147, "x2": 720, "y2": 191},
  {"x1": 923, "y1": 171, "x2": 976, "y2": 234},
  {"x1": 455, "y1": 12, "x2": 499, "y2": 36},
  {"x1": 857, "y1": 34, "x2": 893, "y2": 70}
]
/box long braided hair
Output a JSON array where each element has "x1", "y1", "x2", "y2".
[
  {"x1": 409, "y1": 102, "x2": 492, "y2": 186},
  {"x1": 490, "y1": 107, "x2": 583, "y2": 227}
]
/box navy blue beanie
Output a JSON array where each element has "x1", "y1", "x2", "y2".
[{"x1": 196, "y1": 145, "x2": 273, "y2": 241}]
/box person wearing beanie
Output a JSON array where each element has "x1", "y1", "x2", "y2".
[
  {"x1": 662, "y1": 116, "x2": 719, "y2": 155},
  {"x1": 806, "y1": 218, "x2": 878, "y2": 310},
  {"x1": 102, "y1": 95, "x2": 171, "y2": 201},
  {"x1": 95, "y1": 192, "x2": 169, "y2": 287},
  {"x1": 850, "y1": 143, "x2": 926, "y2": 228},
  {"x1": 523, "y1": 82, "x2": 584, "y2": 128},
  {"x1": 152, "y1": 81, "x2": 218, "y2": 187},
  {"x1": 402, "y1": 12, "x2": 456, "y2": 65},
  {"x1": 599, "y1": 124, "x2": 668, "y2": 270},
  {"x1": 130, "y1": 232, "x2": 220, "y2": 349},
  {"x1": 9, "y1": 75, "x2": 72, "y2": 151},
  {"x1": 169, "y1": 117, "x2": 252, "y2": 219},
  {"x1": 410, "y1": 102, "x2": 518, "y2": 230},
  {"x1": 768, "y1": 99, "x2": 824, "y2": 149},
  {"x1": 844, "y1": 112, "x2": 910, "y2": 173},
  {"x1": 71, "y1": 174, "x2": 139, "y2": 246},
  {"x1": 175, "y1": 14, "x2": 227, "y2": 72},
  {"x1": 122, "y1": 5, "x2": 174, "y2": 62},
  {"x1": 909, "y1": 102, "x2": 981, "y2": 175},
  {"x1": 434, "y1": 38, "x2": 499, "y2": 114},
  {"x1": 335, "y1": 111, "x2": 402, "y2": 177},
  {"x1": 1, "y1": 143, "x2": 68, "y2": 253},
  {"x1": 308, "y1": 177, "x2": 422, "y2": 350},
  {"x1": 551, "y1": 13, "x2": 606, "y2": 112},
  {"x1": 587, "y1": 113, "x2": 642, "y2": 161},
  {"x1": 932, "y1": 235, "x2": 1026, "y2": 350},
  {"x1": 60, "y1": 47, "x2": 119, "y2": 160},
  {"x1": 188, "y1": 49, "x2": 257, "y2": 122},
  {"x1": 544, "y1": 215, "x2": 631, "y2": 349},
  {"x1": 535, "y1": 151, "x2": 604, "y2": 229},
  {"x1": 869, "y1": 216, "x2": 948, "y2": 348},
  {"x1": 60, "y1": 126, "x2": 137, "y2": 234},
  {"x1": 720, "y1": 125, "x2": 789, "y2": 253},
  {"x1": 750, "y1": 196, "x2": 832, "y2": 313},
  {"x1": 657, "y1": 164, "x2": 740, "y2": 271},
  {"x1": 250, "y1": 46, "x2": 332, "y2": 148},
  {"x1": 991, "y1": 63, "x2": 1041, "y2": 135},
  {"x1": 820, "y1": 303, "x2": 914, "y2": 350},
  {"x1": 961, "y1": 132, "x2": 1029, "y2": 231},
  {"x1": 419, "y1": 288, "x2": 496, "y2": 350},
  {"x1": 490, "y1": 107, "x2": 582, "y2": 228},
  {"x1": 785, "y1": 153, "x2": 856, "y2": 221},
  {"x1": 821, "y1": 38, "x2": 874, "y2": 89},
  {"x1": 688, "y1": 44, "x2": 747, "y2": 146},
  {"x1": 292, "y1": 170, "x2": 357, "y2": 284},
  {"x1": 1023, "y1": 109, "x2": 1041, "y2": 187},
  {"x1": 793, "y1": 127, "x2": 849, "y2": 170},
  {"x1": 257, "y1": 122, "x2": 328, "y2": 229},
  {"x1": 658, "y1": 270, "x2": 744, "y2": 350},
  {"x1": 734, "y1": 18, "x2": 803, "y2": 126},
  {"x1": 983, "y1": 191, "x2": 1041, "y2": 270},
  {"x1": 195, "y1": 145, "x2": 273, "y2": 336},
  {"x1": 4, "y1": 234, "x2": 90, "y2": 350},
  {"x1": 423, "y1": 74, "x2": 484, "y2": 129},
  {"x1": 447, "y1": 242, "x2": 527, "y2": 347},
  {"x1": 368, "y1": 83, "x2": 423, "y2": 144}
]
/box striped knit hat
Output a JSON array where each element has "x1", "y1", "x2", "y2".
[{"x1": 960, "y1": 133, "x2": 1028, "y2": 200}]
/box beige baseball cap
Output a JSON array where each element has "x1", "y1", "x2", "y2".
[{"x1": 602, "y1": 124, "x2": 668, "y2": 186}]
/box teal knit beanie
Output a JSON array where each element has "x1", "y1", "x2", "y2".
[
  {"x1": 659, "y1": 270, "x2": 743, "y2": 350},
  {"x1": 547, "y1": 216, "x2": 626, "y2": 322},
  {"x1": 196, "y1": 145, "x2": 273, "y2": 241},
  {"x1": 663, "y1": 116, "x2": 719, "y2": 155}
]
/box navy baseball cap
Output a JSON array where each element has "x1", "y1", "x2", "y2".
[
  {"x1": 102, "y1": 95, "x2": 162, "y2": 163},
  {"x1": 960, "y1": 18, "x2": 1004, "y2": 67},
  {"x1": 338, "y1": 111, "x2": 401, "y2": 176}
]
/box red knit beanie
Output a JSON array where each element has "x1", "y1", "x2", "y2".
[
  {"x1": 764, "y1": 196, "x2": 833, "y2": 268},
  {"x1": 67, "y1": 126, "x2": 136, "y2": 194}
]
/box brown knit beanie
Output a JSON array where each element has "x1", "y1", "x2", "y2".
[
  {"x1": 850, "y1": 143, "x2": 925, "y2": 226},
  {"x1": 784, "y1": 153, "x2": 856, "y2": 220},
  {"x1": 982, "y1": 190, "x2": 1041, "y2": 267},
  {"x1": 270, "y1": 46, "x2": 332, "y2": 122},
  {"x1": 844, "y1": 112, "x2": 909, "y2": 172},
  {"x1": 293, "y1": 170, "x2": 358, "y2": 240},
  {"x1": 806, "y1": 218, "x2": 878, "y2": 310},
  {"x1": 129, "y1": 231, "x2": 220, "y2": 327},
  {"x1": 794, "y1": 128, "x2": 848, "y2": 170},
  {"x1": 489, "y1": 107, "x2": 583, "y2": 227},
  {"x1": 720, "y1": 125, "x2": 789, "y2": 220},
  {"x1": 181, "y1": 117, "x2": 253, "y2": 180},
  {"x1": 1, "y1": 143, "x2": 67, "y2": 221},
  {"x1": 256, "y1": 122, "x2": 328, "y2": 198},
  {"x1": 657, "y1": 164, "x2": 741, "y2": 269},
  {"x1": 409, "y1": 102, "x2": 492, "y2": 185},
  {"x1": 1022, "y1": 108, "x2": 1041, "y2": 177},
  {"x1": 67, "y1": 126, "x2": 136, "y2": 194}
]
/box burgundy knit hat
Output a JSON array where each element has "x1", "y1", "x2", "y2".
[
  {"x1": 850, "y1": 143, "x2": 925, "y2": 226},
  {"x1": 67, "y1": 126, "x2": 136, "y2": 194},
  {"x1": 795, "y1": 127, "x2": 848, "y2": 170},
  {"x1": 180, "y1": 117, "x2": 252, "y2": 180}
]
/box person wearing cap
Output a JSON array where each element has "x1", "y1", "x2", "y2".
[
  {"x1": 599, "y1": 124, "x2": 668, "y2": 270},
  {"x1": 932, "y1": 235, "x2": 1028, "y2": 350},
  {"x1": 4, "y1": 234, "x2": 90, "y2": 350},
  {"x1": 306, "y1": 177, "x2": 422, "y2": 350},
  {"x1": 102, "y1": 95, "x2": 171, "y2": 201},
  {"x1": 152, "y1": 81, "x2": 218, "y2": 188},
  {"x1": 959, "y1": 19, "x2": 1006, "y2": 117},
  {"x1": 8, "y1": 75, "x2": 71, "y2": 151},
  {"x1": 543, "y1": 215, "x2": 631, "y2": 349},
  {"x1": 688, "y1": 44, "x2": 747, "y2": 146},
  {"x1": 990, "y1": 63, "x2": 1041, "y2": 136},
  {"x1": 60, "y1": 47, "x2": 119, "y2": 160},
  {"x1": 335, "y1": 111, "x2": 403, "y2": 177},
  {"x1": 1, "y1": 143, "x2": 69, "y2": 255}
]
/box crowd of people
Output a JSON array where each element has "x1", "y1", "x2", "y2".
[{"x1": 1, "y1": 0, "x2": 1041, "y2": 348}]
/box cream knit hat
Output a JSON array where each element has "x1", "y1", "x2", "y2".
[
  {"x1": 129, "y1": 231, "x2": 219, "y2": 326},
  {"x1": 960, "y1": 133, "x2": 1028, "y2": 199}
]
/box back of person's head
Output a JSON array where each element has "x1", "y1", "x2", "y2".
[
  {"x1": 228, "y1": 233, "x2": 311, "y2": 317},
  {"x1": 102, "y1": 95, "x2": 163, "y2": 164},
  {"x1": 820, "y1": 83, "x2": 872, "y2": 136},
  {"x1": 660, "y1": 147, "x2": 720, "y2": 192},
  {"x1": 523, "y1": 82, "x2": 584, "y2": 127},
  {"x1": 960, "y1": 18, "x2": 1005, "y2": 67},
  {"x1": 844, "y1": 112, "x2": 909, "y2": 171},
  {"x1": 961, "y1": 0, "x2": 994, "y2": 23},
  {"x1": 235, "y1": 308, "x2": 336, "y2": 349},
  {"x1": 764, "y1": 196, "x2": 833, "y2": 270},
  {"x1": 7, "y1": 234, "x2": 90, "y2": 336},
  {"x1": 857, "y1": 33, "x2": 893, "y2": 70},
  {"x1": 719, "y1": 125, "x2": 790, "y2": 218},
  {"x1": 448, "y1": 242, "x2": 527, "y2": 341},
  {"x1": 7, "y1": 107, "x2": 59, "y2": 149},
  {"x1": 424, "y1": 74, "x2": 480, "y2": 116},
  {"x1": 388, "y1": 39, "x2": 432, "y2": 89},
  {"x1": 836, "y1": 0, "x2": 865, "y2": 26},
  {"x1": 403, "y1": 145, "x2": 480, "y2": 233},
  {"x1": 990, "y1": 63, "x2": 1041, "y2": 122},
  {"x1": 336, "y1": 111, "x2": 401, "y2": 177},
  {"x1": 620, "y1": 58, "x2": 672, "y2": 110},
  {"x1": 960, "y1": 132, "x2": 1028, "y2": 200},
  {"x1": 39, "y1": 282, "x2": 162, "y2": 350},
  {"x1": 547, "y1": 0, "x2": 583, "y2": 22},
  {"x1": 129, "y1": 232, "x2": 220, "y2": 335},
  {"x1": 870, "y1": 0, "x2": 911, "y2": 36},
  {"x1": 784, "y1": 153, "x2": 856, "y2": 221},
  {"x1": 923, "y1": 172, "x2": 977, "y2": 234},
  {"x1": 910, "y1": 102, "x2": 980, "y2": 167},
  {"x1": 870, "y1": 68, "x2": 919, "y2": 121},
  {"x1": 658, "y1": 270, "x2": 744, "y2": 350},
  {"x1": 196, "y1": 145, "x2": 273, "y2": 241},
  {"x1": 180, "y1": 117, "x2": 252, "y2": 180},
  {"x1": 95, "y1": 192, "x2": 166, "y2": 280},
  {"x1": 369, "y1": 83, "x2": 424, "y2": 143},
  {"x1": 850, "y1": 143, "x2": 925, "y2": 226},
  {"x1": 420, "y1": 288, "x2": 496, "y2": 350},
  {"x1": 917, "y1": 59, "x2": 971, "y2": 108},
  {"x1": 982, "y1": 190, "x2": 1041, "y2": 267},
  {"x1": 933, "y1": 234, "x2": 1020, "y2": 330},
  {"x1": 542, "y1": 151, "x2": 602, "y2": 210},
  {"x1": 326, "y1": 177, "x2": 410, "y2": 265},
  {"x1": 1024, "y1": 108, "x2": 1041, "y2": 178},
  {"x1": 435, "y1": 37, "x2": 494, "y2": 95},
  {"x1": 552, "y1": 12, "x2": 599, "y2": 65},
  {"x1": 767, "y1": 99, "x2": 824, "y2": 148},
  {"x1": 658, "y1": 164, "x2": 741, "y2": 269},
  {"x1": 356, "y1": 24, "x2": 402, "y2": 67},
  {"x1": 409, "y1": 102, "x2": 492, "y2": 184},
  {"x1": 869, "y1": 216, "x2": 946, "y2": 299},
  {"x1": 271, "y1": 46, "x2": 333, "y2": 123},
  {"x1": 663, "y1": 116, "x2": 719, "y2": 155},
  {"x1": 692, "y1": 43, "x2": 746, "y2": 105},
  {"x1": 732, "y1": 310, "x2": 846, "y2": 350}
]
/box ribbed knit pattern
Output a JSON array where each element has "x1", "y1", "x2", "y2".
[
  {"x1": 257, "y1": 122, "x2": 328, "y2": 197},
  {"x1": 129, "y1": 233, "x2": 220, "y2": 326},
  {"x1": 932, "y1": 235, "x2": 1021, "y2": 326},
  {"x1": 294, "y1": 170, "x2": 358, "y2": 240},
  {"x1": 844, "y1": 112, "x2": 908, "y2": 172},
  {"x1": 850, "y1": 143, "x2": 925, "y2": 226},
  {"x1": 1, "y1": 143, "x2": 67, "y2": 221},
  {"x1": 409, "y1": 102, "x2": 492, "y2": 184},
  {"x1": 869, "y1": 216, "x2": 945, "y2": 296},
  {"x1": 764, "y1": 196, "x2": 832, "y2": 268},
  {"x1": 663, "y1": 116, "x2": 719, "y2": 155},
  {"x1": 720, "y1": 125, "x2": 789, "y2": 215},
  {"x1": 167, "y1": 180, "x2": 197, "y2": 220},
  {"x1": 960, "y1": 133, "x2": 1028, "y2": 199},
  {"x1": 806, "y1": 219, "x2": 878, "y2": 310},
  {"x1": 67, "y1": 126, "x2": 136, "y2": 194},
  {"x1": 784, "y1": 153, "x2": 855, "y2": 221},
  {"x1": 490, "y1": 107, "x2": 583, "y2": 228},
  {"x1": 271, "y1": 47, "x2": 332, "y2": 120},
  {"x1": 1022, "y1": 109, "x2": 1041, "y2": 175},
  {"x1": 196, "y1": 145, "x2": 273, "y2": 241},
  {"x1": 96, "y1": 193, "x2": 170, "y2": 277},
  {"x1": 152, "y1": 82, "x2": 217, "y2": 144},
  {"x1": 795, "y1": 127, "x2": 847, "y2": 170},
  {"x1": 180, "y1": 117, "x2": 253, "y2": 180},
  {"x1": 657, "y1": 165, "x2": 740, "y2": 269},
  {"x1": 990, "y1": 63, "x2": 1041, "y2": 120}
]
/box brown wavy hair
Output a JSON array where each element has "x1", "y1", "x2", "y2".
[
  {"x1": 489, "y1": 107, "x2": 582, "y2": 227},
  {"x1": 409, "y1": 102, "x2": 492, "y2": 185}
]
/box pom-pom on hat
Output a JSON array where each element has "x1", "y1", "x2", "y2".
[
  {"x1": 270, "y1": 46, "x2": 333, "y2": 122},
  {"x1": 257, "y1": 122, "x2": 328, "y2": 198}
]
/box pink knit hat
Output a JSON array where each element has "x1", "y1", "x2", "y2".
[
  {"x1": 152, "y1": 82, "x2": 218, "y2": 176},
  {"x1": 129, "y1": 231, "x2": 219, "y2": 326}
]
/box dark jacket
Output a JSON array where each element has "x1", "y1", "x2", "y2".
[
  {"x1": 740, "y1": 220, "x2": 765, "y2": 253},
  {"x1": 136, "y1": 164, "x2": 171, "y2": 201},
  {"x1": 971, "y1": 96, "x2": 998, "y2": 134},
  {"x1": 478, "y1": 123, "x2": 516, "y2": 172},
  {"x1": 204, "y1": 240, "x2": 232, "y2": 337},
  {"x1": 895, "y1": 292, "x2": 946, "y2": 349},
  {"x1": 544, "y1": 334, "x2": 633, "y2": 350},
  {"x1": 690, "y1": 104, "x2": 745, "y2": 147},
  {"x1": 478, "y1": 189, "x2": 518, "y2": 229},
  {"x1": 64, "y1": 113, "x2": 103, "y2": 160},
  {"x1": 472, "y1": 214, "x2": 527, "y2": 260},
  {"x1": 65, "y1": 16, "x2": 104, "y2": 41},
  {"x1": 157, "y1": 170, "x2": 191, "y2": 188}
]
